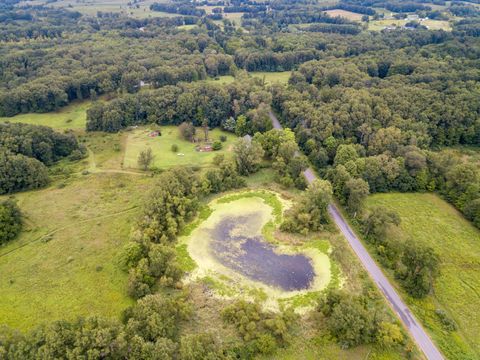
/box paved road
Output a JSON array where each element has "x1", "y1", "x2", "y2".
[{"x1": 268, "y1": 111, "x2": 444, "y2": 360}]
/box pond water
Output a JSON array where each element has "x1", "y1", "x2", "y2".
[
  {"x1": 209, "y1": 214, "x2": 315, "y2": 291},
  {"x1": 185, "y1": 195, "x2": 331, "y2": 298}
]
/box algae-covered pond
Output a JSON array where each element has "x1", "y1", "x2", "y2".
[{"x1": 183, "y1": 192, "x2": 333, "y2": 304}]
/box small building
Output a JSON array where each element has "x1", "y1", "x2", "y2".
[{"x1": 243, "y1": 134, "x2": 252, "y2": 143}]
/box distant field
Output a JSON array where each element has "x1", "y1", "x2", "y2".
[
  {"x1": 368, "y1": 19, "x2": 451, "y2": 31},
  {"x1": 325, "y1": 9, "x2": 364, "y2": 21},
  {"x1": 0, "y1": 173, "x2": 158, "y2": 331},
  {"x1": 209, "y1": 71, "x2": 291, "y2": 86},
  {"x1": 22, "y1": 0, "x2": 173, "y2": 18},
  {"x1": 250, "y1": 71, "x2": 292, "y2": 85},
  {"x1": 366, "y1": 193, "x2": 480, "y2": 359},
  {"x1": 0, "y1": 99, "x2": 91, "y2": 130},
  {"x1": 123, "y1": 126, "x2": 236, "y2": 169}
]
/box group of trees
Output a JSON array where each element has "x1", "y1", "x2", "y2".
[
  {"x1": 254, "y1": 128, "x2": 308, "y2": 188},
  {"x1": 86, "y1": 79, "x2": 271, "y2": 133},
  {"x1": 319, "y1": 289, "x2": 405, "y2": 349},
  {"x1": 0, "y1": 123, "x2": 84, "y2": 194},
  {"x1": 360, "y1": 206, "x2": 439, "y2": 297}
]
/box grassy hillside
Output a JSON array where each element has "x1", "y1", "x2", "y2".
[
  {"x1": 0, "y1": 99, "x2": 91, "y2": 130},
  {"x1": 366, "y1": 193, "x2": 480, "y2": 359}
]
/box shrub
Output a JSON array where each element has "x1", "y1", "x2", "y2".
[
  {"x1": 212, "y1": 141, "x2": 222, "y2": 151},
  {"x1": 220, "y1": 135, "x2": 227, "y2": 142},
  {"x1": 0, "y1": 199, "x2": 22, "y2": 245},
  {"x1": 171, "y1": 144, "x2": 179, "y2": 153}
]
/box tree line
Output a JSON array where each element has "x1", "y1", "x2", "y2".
[{"x1": 86, "y1": 78, "x2": 272, "y2": 133}]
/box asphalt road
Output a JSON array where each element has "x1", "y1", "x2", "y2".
[{"x1": 268, "y1": 111, "x2": 444, "y2": 360}]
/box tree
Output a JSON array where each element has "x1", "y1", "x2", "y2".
[
  {"x1": 334, "y1": 144, "x2": 359, "y2": 166},
  {"x1": 376, "y1": 322, "x2": 403, "y2": 348},
  {"x1": 362, "y1": 206, "x2": 400, "y2": 242},
  {"x1": 281, "y1": 179, "x2": 333, "y2": 234},
  {"x1": 343, "y1": 178, "x2": 370, "y2": 215},
  {"x1": 0, "y1": 199, "x2": 22, "y2": 245},
  {"x1": 397, "y1": 241, "x2": 439, "y2": 298},
  {"x1": 179, "y1": 333, "x2": 224, "y2": 360},
  {"x1": 319, "y1": 290, "x2": 377, "y2": 348},
  {"x1": 179, "y1": 122, "x2": 196, "y2": 142},
  {"x1": 138, "y1": 148, "x2": 154, "y2": 171},
  {"x1": 233, "y1": 138, "x2": 264, "y2": 176}
]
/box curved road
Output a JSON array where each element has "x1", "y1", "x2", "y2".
[{"x1": 269, "y1": 111, "x2": 444, "y2": 360}]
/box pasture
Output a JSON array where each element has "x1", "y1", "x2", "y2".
[
  {"x1": 0, "y1": 173, "x2": 157, "y2": 331},
  {"x1": 0, "y1": 99, "x2": 90, "y2": 130},
  {"x1": 366, "y1": 193, "x2": 480, "y2": 359},
  {"x1": 123, "y1": 126, "x2": 236, "y2": 169},
  {"x1": 368, "y1": 19, "x2": 451, "y2": 31},
  {"x1": 22, "y1": 0, "x2": 172, "y2": 18},
  {"x1": 325, "y1": 9, "x2": 364, "y2": 21}
]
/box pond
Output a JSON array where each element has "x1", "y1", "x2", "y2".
[
  {"x1": 185, "y1": 193, "x2": 332, "y2": 299},
  {"x1": 209, "y1": 214, "x2": 315, "y2": 291}
]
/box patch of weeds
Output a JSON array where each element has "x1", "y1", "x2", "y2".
[
  {"x1": 202, "y1": 276, "x2": 236, "y2": 297},
  {"x1": 248, "y1": 287, "x2": 268, "y2": 302},
  {"x1": 280, "y1": 291, "x2": 321, "y2": 309},
  {"x1": 176, "y1": 244, "x2": 197, "y2": 272}
]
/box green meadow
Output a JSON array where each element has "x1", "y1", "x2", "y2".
[
  {"x1": 366, "y1": 193, "x2": 480, "y2": 359},
  {"x1": 123, "y1": 126, "x2": 237, "y2": 169}
]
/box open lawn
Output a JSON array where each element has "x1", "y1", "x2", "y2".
[
  {"x1": 123, "y1": 126, "x2": 237, "y2": 169},
  {"x1": 0, "y1": 173, "x2": 156, "y2": 331},
  {"x1": 0, "y1": 99, "x2": 91, "y2": 130},
  {"x1": 325, "y1": 9, "x2": 364, "y2": 21},
  {"x1": 366, "y1": 193, "x2": 480, "y2": 359},
  {"x1": 368, "y1": 19, "x2": 451, "y2": 31}
]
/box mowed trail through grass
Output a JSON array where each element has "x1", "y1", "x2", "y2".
[
  {"x1": 0, "y1": 99, "x2": 91, "y2": 130},
  {"x1": 0, "y1": 173, "x2": 155, "y2": 331},
  {"x1": 123, "y1": 126, "x2": 236, "y2": 169},
  {"x1": 366, "y1": 193, "x2": 480, "y2": 359}
]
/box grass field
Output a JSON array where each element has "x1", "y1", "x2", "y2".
[
  {"x1": 325, "y1": 9, "x2": 364, "y2": 21},
  {"x1": 368, "y1": 19, "x2": 451, "y2": 31},
  {"x1": 366, "y1": 193, "x2": 480, "y2": 359},
  {"x1": 208, "y1": 71, "x2": 291, "y2": 86},
  {"x1": 0, "y1": 99, "x2": 91, "y2": 130},
  {"x1": 21, "y1": 0, "x2": 172, "y2": 18},
  {"x1": 0, "y1": 173, "x2": 157, "y2": 331},
  {"x1": 123, "y1": 126, "x2": 237, "y2": 169}
]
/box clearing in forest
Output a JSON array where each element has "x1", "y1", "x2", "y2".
[
  {"x1": 366, "y1": 193, "x2": 480, "y2": 359},
  {"x1": 123, "y1": 126, "x2": 236, "y2": 169},
  {"x1": 0, "y1": 99, "x2": 91, "y2": 130},
  {"x1": 325, "y1": 9, "x2": 364, "y2": 21}
]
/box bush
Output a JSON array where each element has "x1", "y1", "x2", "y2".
[
  {"x1": 171, "y1": 144, "x2": 179, "y2": 153},
  {"x1": 220, "y1": 135, "x2": 227, "y2": 142},
  {"x1": 0, "y1": 199, "x2": 22, "y2": 245},
  {"x1": 212, "y1": 141, "x2": 222, "y2": 151}
]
